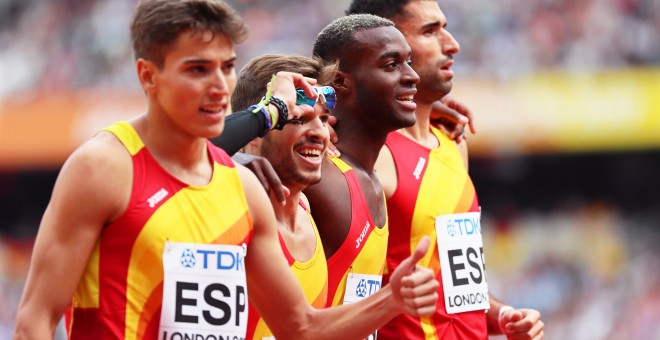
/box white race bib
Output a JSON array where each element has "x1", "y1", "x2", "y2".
[
  {"x1": 159, "y1": 242, "x2": 248, "y2": 340},
  {"x1": 343, "y1": 273, "x2": 382, "y2": 340},
  {"x1": 435, "y1": 212, "x2": 489, "y2": 314}
]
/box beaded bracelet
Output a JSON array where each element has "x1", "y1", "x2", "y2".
[{"x1": 267, "y1": 96, "x2": 288, "y2": 130}]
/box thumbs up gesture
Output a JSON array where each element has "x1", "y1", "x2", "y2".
[{"x1": 388, "y1": 236, "x2": 439, "y2": 317}]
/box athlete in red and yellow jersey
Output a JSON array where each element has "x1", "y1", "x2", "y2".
[
  {"x1": 305, "y1": 14, "x2": 425, "y2": 328},
  {"x1": 325, "y1": 157, "x2": 388, "y2": 308},
  {"x1": 362, "y1": 1, "x2": 545, "y2": 338},
  {"x1": 65, "y1": 122, "x2": 252, "y2": 339},
  {"x1": 246, "y1": 202, "x2": 328, "y2": 340},
  {"x1": 378, "y1": 127, "x2": 487, "y2": 339}
]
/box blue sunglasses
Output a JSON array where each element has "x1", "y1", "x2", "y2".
[{"x1": 295, "y1": 86, "x2": 336, "y2": 109}]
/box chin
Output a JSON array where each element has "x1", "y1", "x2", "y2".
[{"x1": 207, "y1": 123, "x2": 225, "y2": 139}]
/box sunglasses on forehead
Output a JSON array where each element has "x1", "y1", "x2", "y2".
[{"x1": 295, "y1": 86, "x2": 337, "y2": 110}]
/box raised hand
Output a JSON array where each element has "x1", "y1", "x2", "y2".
[{"x1": 387, "y1": 236, "x2": 439, "y2": 317}]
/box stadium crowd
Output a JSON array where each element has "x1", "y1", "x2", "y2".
[
  {"x1": 1, "y1": 0, "x2": 659, "y2": 339},
  {"x1": 0, "y1": 0, "x2": 658, "y2": 97}
]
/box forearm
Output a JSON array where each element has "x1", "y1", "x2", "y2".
[
  {"x1": 486, "y1": 293, "x2": 509, "y2": 335},
  {"x1": 210, "y1": 109, "x2": 269, "y2": 155},
  {"x1": 13, "y1": 308, "x2": 57, "y2": 339},
  {"x1": 292, "y1": 285, "x2": 400, "y2": 340}
]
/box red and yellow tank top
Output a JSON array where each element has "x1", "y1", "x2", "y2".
[
  {"x1": 245, "y1": 200, "x2": 328, "y2": 340},
  {"x1": 379, "y1": 127, "x2": 487, "y2": 340},
  {"x1": 325, "y1": 157, "x2": 388, "y2": 308},
  {"x1": 65, "y1": 121, "x2": 253, "y2": 340}
]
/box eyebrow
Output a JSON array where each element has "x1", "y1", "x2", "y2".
[
  {"x1": 380, "y1": 51, "x2": 404, "y2": 60},
  {"x1": 182, "y1": 55, "x2": 237, "y2": 65},
  {"x1": 379, "y1": 50, "x2": 412, "y2": 60},
  {"x1": 421, "y1": 21, "x2": 443, "y2": 30}
]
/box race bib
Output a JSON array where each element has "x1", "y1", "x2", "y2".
[
  {"x1": 435, "y1": 212, "x2": 489, "y2": 314},
  {"x1": 159, "y1": 242, "x2": 248, "y2": 340},
  {"x1": 343, "y1": 273, "x2": 382, "y2": 340}
]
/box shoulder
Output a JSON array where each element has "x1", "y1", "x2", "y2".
[
  {"x1": 53, "y1": 131, "x2": 133, "y2": 223},
  {"x1": 236, "y1": 163, "x2": 276, "y2": 229}
]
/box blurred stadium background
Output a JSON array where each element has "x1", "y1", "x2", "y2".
[{"x1": 1, "y1": 0, "x2": 659, "y2": 338}]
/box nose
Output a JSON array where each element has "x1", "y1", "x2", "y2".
[
  {"x1": 208, "y1": 68, "x2": 230, "y2": 98},
  {"x1": 402, "y1": 62, "x2": 420, "y2": 86},
  {"x1": 306, "y1": 110, "x2": 330, "y2": 142},
  {"x1": 441, "y1": 29, "x2": 460, "y2": 56}
]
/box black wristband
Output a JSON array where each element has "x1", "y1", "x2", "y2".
[{"x1": 268, "y1": 96, "x2": 289, "y2": 130}]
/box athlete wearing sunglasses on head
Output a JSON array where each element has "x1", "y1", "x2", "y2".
[{"x1": 212, "y1": 85, "x2": 337, "y2": 155}]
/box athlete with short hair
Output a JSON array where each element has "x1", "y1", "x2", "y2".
[
  {"x1": 348, "y1": 0, "x2": 545, "y2": 339},
  {"x1": 305, "y1": 13, "x2": 419, "y2": 315}
]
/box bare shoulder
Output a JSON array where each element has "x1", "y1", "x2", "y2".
[
  {"x1": 303, "y1": 158, "x2": 348, "y2": 211},
  {"x1": 53, "y1": 131, "x2": 132, "y2": 223},
  {"x1": 302, "y1": 158, "x2": 352, "y2": 257},
  {"x1": 235, "y1": 163, "x2": 276, "y2": 234}
]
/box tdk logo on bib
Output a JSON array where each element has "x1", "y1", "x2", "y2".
[
  {"x1": 179, "y1": 248, "x2": 245, "y2": 272},
  {"x1": 447, "y1": 221, "x2": 457, "y2": 237},
  {"x1": 180, "y1": 249, "x2": 196, "y2": 268},
  {"x1": 356, "y1": 279, "x2": 368, "y2": 297},
  {"x1": 355, "y1": 278, "x2": 381, "y2": 298},
  {"x1": 445, "y1": 216, "x2": 481, "y2": 238}
]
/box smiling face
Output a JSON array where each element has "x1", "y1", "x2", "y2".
[
  {"x1": 258, "y1": 101, "x2": 331, "y2": 191},
  {"x1": 141, "y1": 29, "x2": 237, "y2": 139},
  {"x1": 393, "y1": 1, "x2": 460, "y2": 104},
  {"x1": 344, "y1": 25, "x2": 420, "y2": 132}
]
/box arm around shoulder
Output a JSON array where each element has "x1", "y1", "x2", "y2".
[{"x1": 13, "y1": 133, "x2": 131, "y2": 339}]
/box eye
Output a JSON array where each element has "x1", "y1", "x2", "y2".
[
  {"x1": 423, "y1": 27, "x2": 438, "y2": 37},
  {"x1": 385, "y1": 61, "x2": 399, "y2": 69},
  {"x1": 222, "y1": 61, "x2": 236, "y2": 75},
  {"x1": 189, "y1": 65, "x2": 207, "y2": 74},
  {"x1": 286, "y1": 118, "x2": 305, "y2": 125},
  {"x1": 320, "y1": 115, "x2": 330, "y2": 124}
]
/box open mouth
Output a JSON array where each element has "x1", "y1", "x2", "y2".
[
  {"x1": 200, "y1": 106, "x2": 225, "y2": 114},
  {"x1": 396, "y1": 94, "x2": 415, "y2": 103},
  {"x1": 296, "y1": 146, "x2": 324, "y2": 161}
]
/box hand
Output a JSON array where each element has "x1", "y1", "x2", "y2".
[
  {"x1": 388, "y1": 236, "x2": 439, "y2": 317},
  {"x1": 499, "y1": 308, "x2": 544, "y2": 340},
  {"x1": 269, "y1": 71, "x2": 317, "y2": 121},
  {"x1": 325, "y1": 115, "x2": 340, "y2": 157},
  {"x1": 430, "y1": 96, "x2": 476, "y2": 142},
  {"x1": 233, "y1": 152, "x2": 290, "y2": 205}
]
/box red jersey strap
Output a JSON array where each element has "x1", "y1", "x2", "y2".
[
  {"x1": 298, "y1": 199, "x2": 309, "y2": 212},
  {"x1": 206, "y1": 139, "x2": 235, "y2": 168},
  {"x1": 325, "y1": 156, "x2": 378, "y2": 302},
  {"x1": 277, "y1": 232, "x2": 296, "y2": 266},
  {"x1": 277, "y1": 199, "x2": 312, "y2": 265}
]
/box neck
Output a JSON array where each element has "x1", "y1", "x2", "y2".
[
  {"x1": 401, "y1": 101, "x2": 432, "y2": 142},
  {"x1": 273, "y1": 189, "x2": 302, "y2": 233},
  {"x1": 135, "y1": 114, "x2": 209, "y2": 167},
  {"x1": 334, "y1": 112, "x2": 389, "y2": 174}
]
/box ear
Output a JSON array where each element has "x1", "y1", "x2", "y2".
[
  {"x1": 331, "y1": 70, "x2": 351, "y2": 94},
  {"x1": 136, "y1": 58, "x2": 157, "y2": 92}
]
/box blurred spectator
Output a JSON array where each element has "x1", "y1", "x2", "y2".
[
  {"x1": 1, "y1": 0, "x2": 659, "y2": 98},
  {"x1": 1, "y1": 1, "x2": 659, "y2": 339}
]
